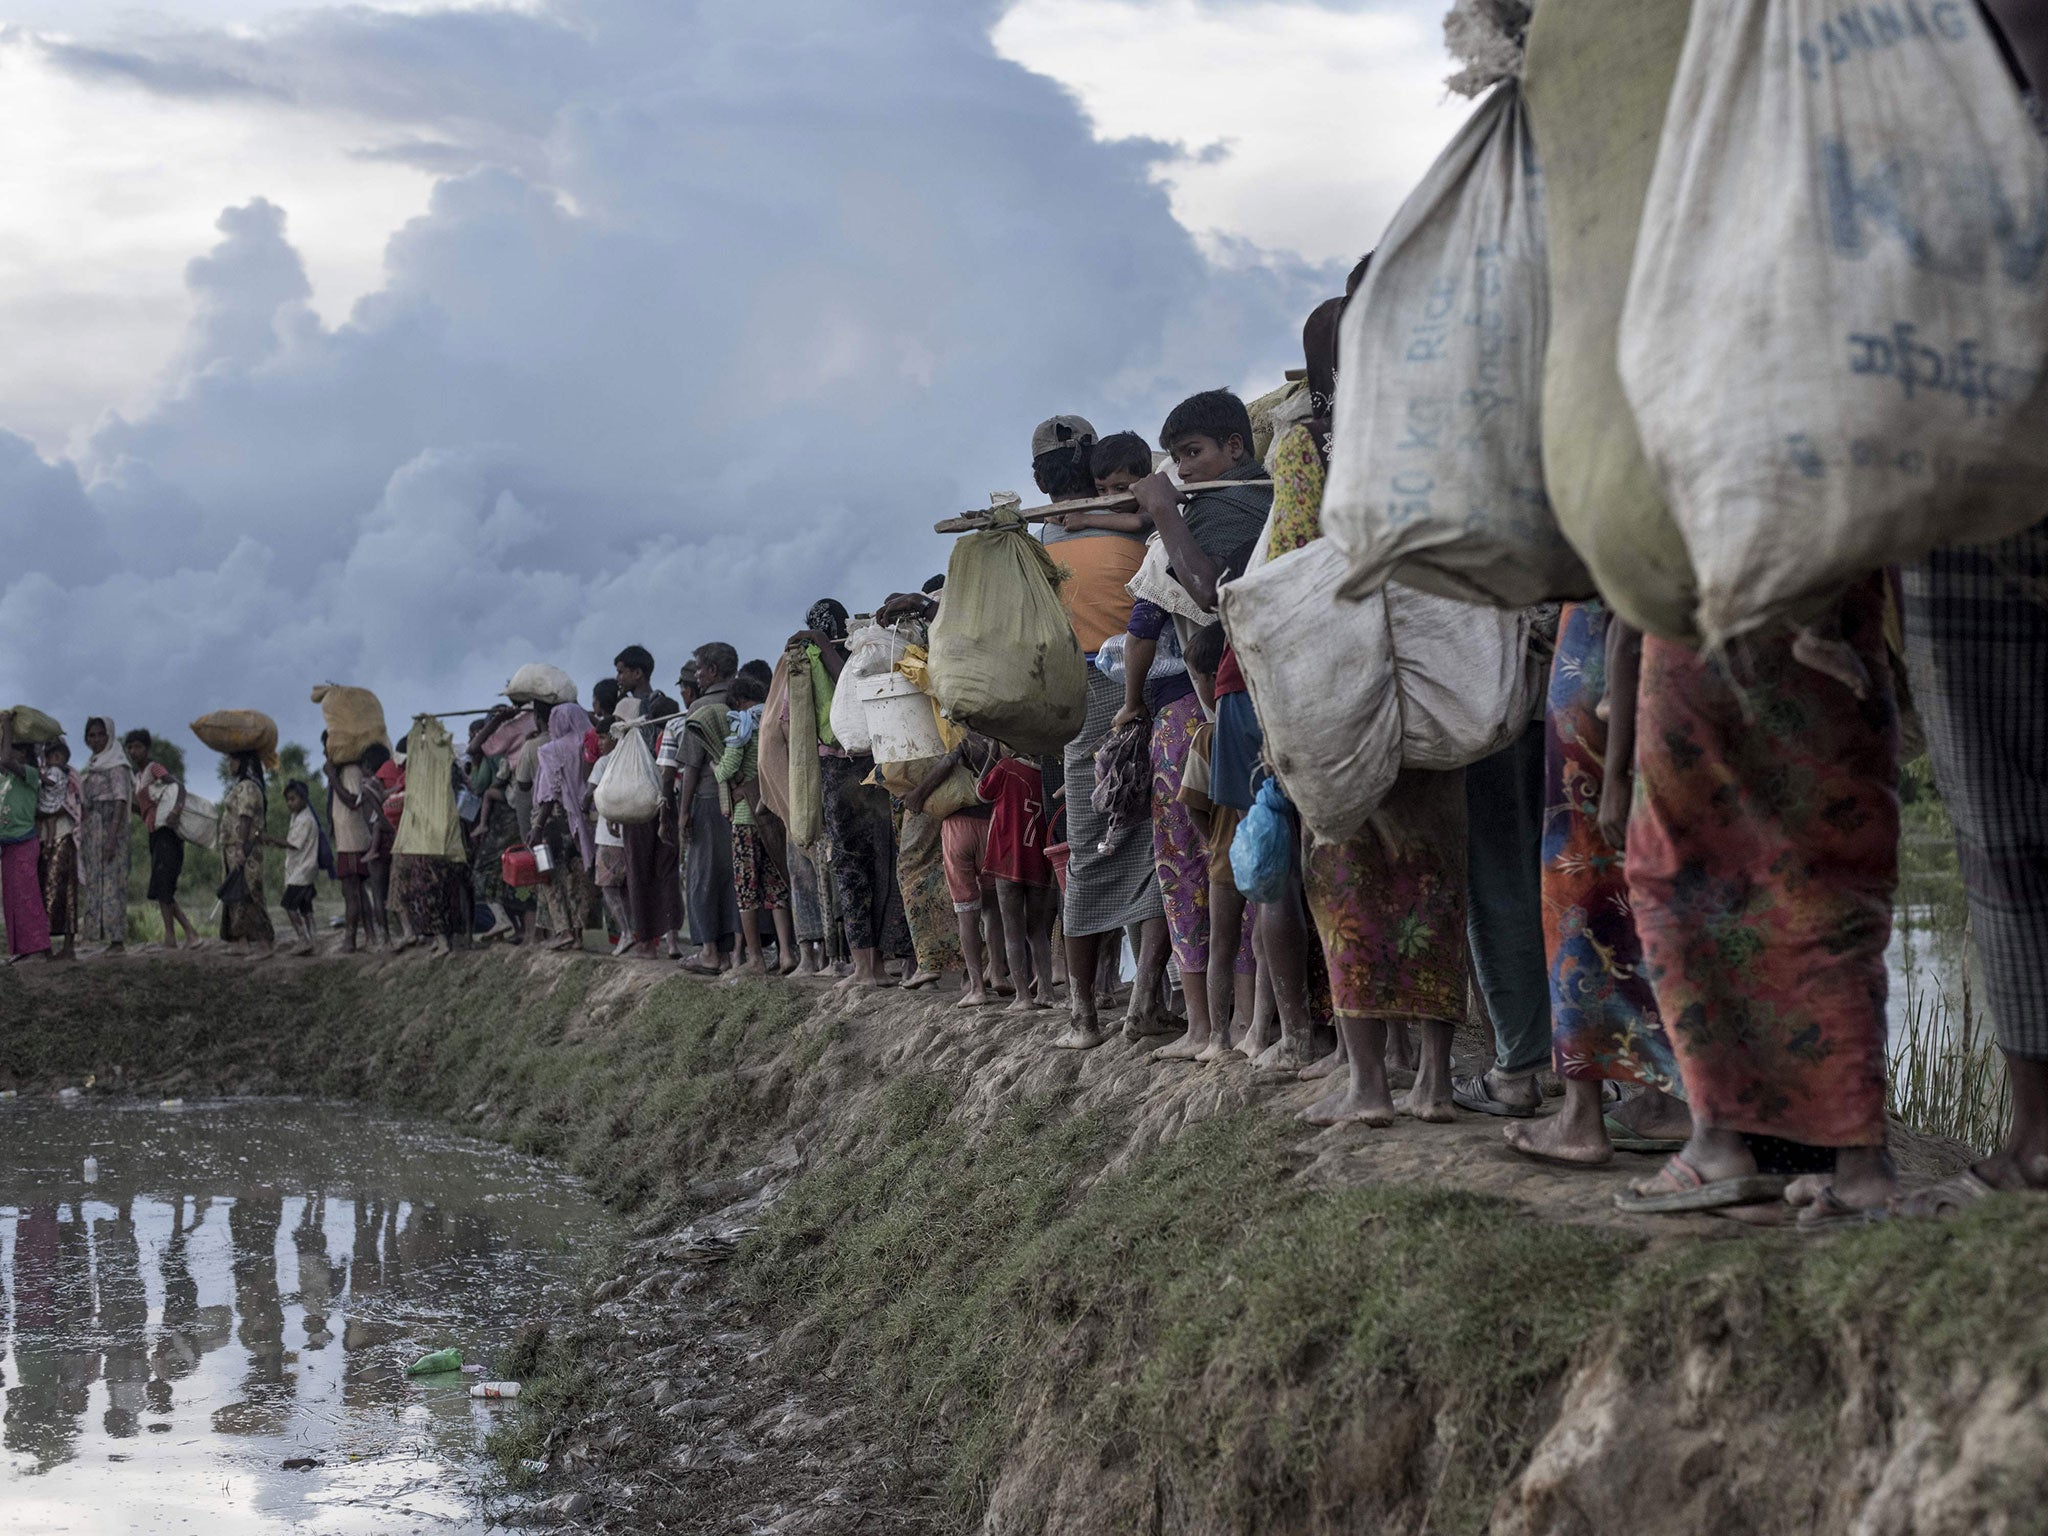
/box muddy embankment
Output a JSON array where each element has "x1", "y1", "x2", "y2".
[{"x1": 4, "y1": 953, "x2": 2046, "y2": 1535}]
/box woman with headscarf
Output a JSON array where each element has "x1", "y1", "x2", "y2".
[
  {"x1": 788, "y1": 599, "x2": 913, "y2": 990},
  {"x1": 532, "y1": 700, "x2": 595, "y2": 951},
  {"x1": 219, "y1": 750, "x2": 277, "y2": 959},
  {"x1": 75, "y1": 717, "x2": 134, "y2": 953}
]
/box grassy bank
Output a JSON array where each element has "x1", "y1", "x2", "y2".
[{"x1": 5, "y1": 956, "x2": 2047, "y2": 1534}]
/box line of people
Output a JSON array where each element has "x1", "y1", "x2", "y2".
[{"x1": 5, "y1": 334, "x2": 2043, "y2": 1232}]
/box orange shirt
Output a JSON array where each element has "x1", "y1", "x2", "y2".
[{"x1": 1042, "y1": 529, "x2": 1145, "y2": 654}]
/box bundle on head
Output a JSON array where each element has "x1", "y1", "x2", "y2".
[{"x1": 1443, "y1": 0, "x2": 1533, "y2": 96}]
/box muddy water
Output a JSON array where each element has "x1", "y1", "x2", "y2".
[{"x1": 0, "y1": 1099, "x2": 615, "y2": 1534}]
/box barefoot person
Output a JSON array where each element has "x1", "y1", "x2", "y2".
[
  {"x1": 1616, "y1": 577, "x2": 1900, "y2": 1219},
  {"x1": 219, "y1": 750, "x2": 276, "y2": 960},
  {"x1": 279, "y1": 779, "x2": 321, "y2": 955},
  {"x1": 531, "y1": 701, "x2": 595, "y2": 952},
  {"x1": 0, "y1": 713, "x2": 53, "y2": 963},
  {"x1": 673, "y1": 643, "x2": 743, "y2": 973},
  {"x1": 126, "y1": 730, "x2": 199, "y2": 950},
  {"x1": 76, "y1": 717, "x2": 134, "y2": 955},
  {"x1": 35, "y1": 739, "x2": 82, "y2": 962},
  {"x1": 1128, "y1": 391, "x2": 1277, "y2": 1060},
  {"x1": 1037, "y1": 415, "x2": 1167, "y2": 1048},
  {"x1": 714, "y1": 671, "x2": 793, "y2": 977},
  {"x1": 1506, "y1": 602, "x2": 1690, "y2": 1167}
]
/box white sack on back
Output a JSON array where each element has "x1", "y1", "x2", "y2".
[
  {"x1": 592, "y1": 729, "x2": 664, "y2": 826},
  {"x1": 1219, "y1": 540, "x2": 1402, "y2": 842},
  {"x1": 1324, "y1": 83, "x2": 1593, "y2": 609},
  {"x1": 828, "y1": 625, "x2": 901, "y2": 756},
  {"x1": 1385, "y1": 586, "x2": 1542, "y2": 770},
  {"x1": 1620, "y1": 0, "x2": 2048, "y2": 647}
]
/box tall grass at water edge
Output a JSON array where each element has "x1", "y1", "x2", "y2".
[{"x1": 1888, "y1": 761, "x2": 2011, "y2": 1153}]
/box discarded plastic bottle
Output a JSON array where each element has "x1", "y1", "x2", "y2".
[
  {"x1": 406, "y1": 1348, "x2": 463, "y2": 1376},
  {"x1": 469, "y1": 1382, "x2": 521, "y2": 1400},
  {"x1": 83, "y1": 1157, "x2": 99, "y2": 1184}
]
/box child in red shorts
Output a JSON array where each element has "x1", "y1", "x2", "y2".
[{"x1": 976, "y1": 747, "x2": 1057, "y2": 1012}]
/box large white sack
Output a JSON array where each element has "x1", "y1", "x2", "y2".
[
  {"x1": 505, "y1": 664, "x2": 577, "y2": 706},
  {"x1": 1621, "y1": 0, "x2": 2048, "y2": 647},
  {"x1": 827, "y1": 625, "x2": 902, "y2": 756},
  {"x1": 592, "y1": 728, "x2": 664, "y2": 826},
  {"x1": 1220, "y1": 542, "x2": 1543, "y2": 840},
  {"x1": 1385, "y1": 585, "x2": 1543, "y2": 770},
  {"x1": 1219, "y1": 541, "x2": 1402, "y2": 843},
  {"x1": 1325, "y1": 83, "x2": 1593, "y2": 609}
]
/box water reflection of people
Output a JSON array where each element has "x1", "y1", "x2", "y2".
[
  {"x1": 294, "y1": 1192, "x2": 344, "y2": 1351},
  {"x1": 4, "y1": 1203, "x2": 99, "y2": 1471},
  {"x1": 212, "y1": 1191, "x2": 295, "y2": 1436},
  {"x1": 95, "y1": 1199, "x2": 150, "y2": 1439}
]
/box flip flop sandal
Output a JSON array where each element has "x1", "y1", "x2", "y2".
[
  {"x1": 1613, "y1": 1154, "x2": 1791, "y2": 1215},
  {"x1": 1795, "y1": 1184, "x2": 1890, "y2": 1231},
  {"x1": 1895, "y1": 1168, "x2": 2000, "y2": 1219},
  {"x1": 1451, "y1": 1073, "x2": 1539, "y2": 1119},
  {"x1": 1603, "y1": 1115, "x2": 1687, "y2": 1155}
]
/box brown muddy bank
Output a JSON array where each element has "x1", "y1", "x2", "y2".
[{"x1": 3, "y1": 953, "x2": 2044, "y2": 1535}]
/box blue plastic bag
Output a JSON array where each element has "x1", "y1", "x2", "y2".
[{"x1": 1229, "y1": 776, "x2": 1295, "y2": 904}]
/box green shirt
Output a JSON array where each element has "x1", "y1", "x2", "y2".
[
  {"x1": 714, "y1": 732, "x2": 759, "y2": 827},
  {"x1": 1, "y1": 761, "x2": 40, "y2": 843}
]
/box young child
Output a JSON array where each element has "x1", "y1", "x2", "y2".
[
  {"x1": 976, "y1": 742, "x2": 1058, "y2": 1013},
  {"x1": 714, "y1": 672, "x2": 794, "y2": 977},
  {"x1": 281, "y1": 779, "x2": 321, "y2": 955},
  {"x1": 1088, "y1": 430, "x2": 1157, "y2": 502},
  {"x1": 126, "y1": 729, "x2": 200, "y2": 951},
  {"x1": 916, "y1": 734, "x2": 1010, "y2": 1009},
  {"x1": 588, "y1": 733, "x2": 635, "y2": 956},
  {"x1": 35, "y1": 740, "x2": 82, "y2": 962}
]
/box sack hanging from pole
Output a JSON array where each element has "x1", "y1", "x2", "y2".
[
  {"x1": 928, "y1": 509, "x2": 1088, "y2": 757},
  {"x1": 785, "y1": 652, "x2": 825, "y2": 851},
  {"x1": 1619, "y1": 0, "x2": 2048, "y2": 647},
  {"x1": 1325, "y1": 82, "x2": 1591, "y2": 609}
]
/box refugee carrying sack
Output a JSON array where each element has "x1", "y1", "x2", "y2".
[
  {"x1": 190, "y1": 710, "x2": 279, "y2": 767},
  {"x1": 1619, "y1": 0, "x2": 2048, "y2": 648},
  {"x1": 1324, "y1": 82, "x2": 1593, "y2": 609},
  {"x1": 593, "y1": 726, "x2": 664, "y2": 826},
  {"x1": 5, "y1": 705, "x2": 63, "y2": 745},
  {"x1": 784, "y1": 649, "x2": 826, "y2": 850},
  {"x1": 504, "y1": 664, "x2": 578, "y2": 707},
  {"x1": 393, "y1": 717, "x2": 464, "y2": 860},
  {"x1": 310, "y1": 684, "x2": 390, "y2": 765},
  {"x1": 928, "y1": 509, "x2": 1089, "y2": 757},
  {"x1": 1522, "y1": 0, "x2": 1700, "y2": 639},
  {"x1": 150, "y1": 780, "x2": 219, "y2": 848}
]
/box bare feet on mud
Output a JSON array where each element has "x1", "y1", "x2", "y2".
[
  {"x1": 1299, "y1": 1079, "x2": 1395, "y2": 1129},
  {"x1": 1150, "y1": 1031, "x2": 1204, "y2": 1062},
  {"x1": 1052, "y1": 1021, "x2": 1111, "y2": 1051},
  {"x1": 1253, "y1": 1033, "x2": 1316, "y2": 1078},
  {"x1": 1299, "y1": 1045, "x2": 1345, "y2": 1082}
]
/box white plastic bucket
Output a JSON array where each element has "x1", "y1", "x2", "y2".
[{"x1": 856, "y1": 671, "x2": 947, "y2": 767}]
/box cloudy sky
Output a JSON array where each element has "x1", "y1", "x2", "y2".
[{"x1": 0, "y1": 0, "x2": 1472, "y2": 763}]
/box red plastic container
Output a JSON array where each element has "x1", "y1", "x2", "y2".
[
  {"x1": 501, "y1": 847, "x2": 544, "y2": 889},
  {"x1": 1045, "y1": 841, "x2": 1071, "y2": 896}
]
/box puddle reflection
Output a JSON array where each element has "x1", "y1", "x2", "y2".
[{"x1": 0, "y1": 1099, "x2": 614, "y2": 1534}]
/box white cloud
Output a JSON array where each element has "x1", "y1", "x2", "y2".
[
  {"x1": 993, "y1": 0, "x2": 1471, "y2": 266},
  {"x1": 1, "y1": 0, "x2": 1346, "y2": 769}
]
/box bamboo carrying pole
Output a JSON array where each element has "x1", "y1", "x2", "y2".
[{"x1": 932, "y1": 480, "x2": 1273, "y2": 534}]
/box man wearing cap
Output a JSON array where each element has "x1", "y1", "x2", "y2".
[{"x1": 1031, "y1": 415, "x2": 1168, "y2": 1050}]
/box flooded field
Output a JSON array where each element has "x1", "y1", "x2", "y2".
[{"x1": 0, "y1": 1099, "x2": 617, "y2": 1534}]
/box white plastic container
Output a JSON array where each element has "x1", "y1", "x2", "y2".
[
  {"x1": 470, "y1": 1381, "x2": 522, "y2": 1400},
  {"x1": 857, "y1": 671, "x2": 946, "y2": 767}
]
